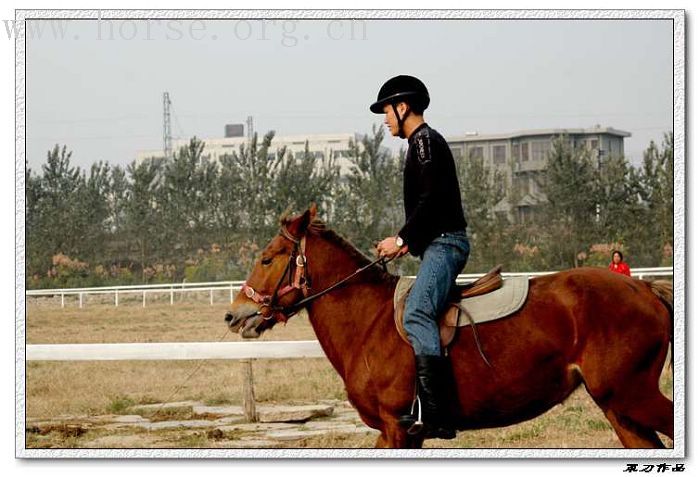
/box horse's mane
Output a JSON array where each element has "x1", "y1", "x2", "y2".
[{"x1": 308, "y1": 218, "x2": 397, "y2": 283}]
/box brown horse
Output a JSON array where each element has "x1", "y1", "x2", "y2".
[{"x1": 225, "y1": 206, "x2": 674, "y2": 449}]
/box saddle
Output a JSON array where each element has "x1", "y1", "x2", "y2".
[
  {"x1": 451, "y1": 264, "x2": 504, "y2": 301},
  {"x1": 394, "y1": 265, "x2": 528, "y2": 353}
]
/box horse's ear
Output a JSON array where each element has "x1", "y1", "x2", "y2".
[
  {"x1": 287, "y1": 206, "x2": 315, "y2": 238},
  {"x1": 286, "y1": 204, "x2": 318, "y2": 238}
]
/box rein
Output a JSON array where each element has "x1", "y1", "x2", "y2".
[
  {"x1": 242, "y1": 227, "x2": 393, "y2": 323},
  {"x1": 280, "y1": 254, "x2": 392, "y2": 316}
]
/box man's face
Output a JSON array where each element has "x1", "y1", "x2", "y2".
[{"x1": 383, "y1": 102, "x2": 408, "y2": 137}]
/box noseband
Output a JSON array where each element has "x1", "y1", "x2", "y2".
[{"x1": 241, "y1": 226, "x2": 311, "y2": 323}]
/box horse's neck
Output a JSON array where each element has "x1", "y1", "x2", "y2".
[{"x1": 303, "y1": 235, "x2": 396, "y2": 378}]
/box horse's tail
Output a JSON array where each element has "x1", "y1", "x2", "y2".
[{"x1": 645, "y1": 279, "x2": 673, "y2": 372}]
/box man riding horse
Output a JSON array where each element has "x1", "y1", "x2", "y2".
[{"x1": 372, "y1": 75, "x2": 470, "y2": 440}]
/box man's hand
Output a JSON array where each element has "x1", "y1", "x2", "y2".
[{"x1": 376, "y1": 236, "x2": 409, "y2": 259}]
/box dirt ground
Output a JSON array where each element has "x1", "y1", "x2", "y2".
[{"x1": 24, "y1": 297, "x2": 674, "y2": 449}]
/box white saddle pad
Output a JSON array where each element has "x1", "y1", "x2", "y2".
[{"x1": 394, "y1": 275, "x2": 529, "y2": 326}]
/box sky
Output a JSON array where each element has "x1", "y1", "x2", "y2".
[{"x1": 26, "y1": 17, "x2": 673, "y2": 170}]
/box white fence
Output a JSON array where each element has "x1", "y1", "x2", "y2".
[
  {"x1": 26, "y1": 340, "x2": 325, "y2": 361},
  {"x1": 26, "y1": 340, "x2": 325, "y2": 423},
  {"x1": 25, "y1": 267, "x2": 673, "y2": 308}
]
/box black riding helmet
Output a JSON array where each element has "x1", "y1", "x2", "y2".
[{"x1": 370, "y1": 75, "x2": 430, "y2": 138}]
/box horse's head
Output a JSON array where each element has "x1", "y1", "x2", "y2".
[{"x1": 225, "y1": 204, "x2": 317, "y2": 338}]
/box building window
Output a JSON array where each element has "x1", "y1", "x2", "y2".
[
  {"x1": 512, "y1": 143, "x2": 520, "y2": 161},
  {"x1": 531, "y1": 140, "x2": 550, "y2": 162},
  {"x1": 521, "y1": 142, "x2": 529, "y2": 161},
  {"x1": 591, "y1": 139, "x2": 599, "y2": 150},
  {"x1": 469, "y1": 146, "x2": 483, "y2": 161},
  {"x1": 492, "y1": 145, "x2": 506, "y2": 165},
  {"x1": 450, "y1": 147, "x2": 463, "y2": 160}
]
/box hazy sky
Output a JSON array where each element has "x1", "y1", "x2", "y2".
[{"x1": 26, "y1": 18, "x2": 673, "y2": 170}]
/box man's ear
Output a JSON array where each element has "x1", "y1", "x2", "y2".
[{"x1": 397, "y1": 101, "x2": 410, "y2": 116}]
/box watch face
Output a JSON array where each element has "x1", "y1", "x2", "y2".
[{"x1": 396, "y1": 236, "x2": 404, "y2": 247}]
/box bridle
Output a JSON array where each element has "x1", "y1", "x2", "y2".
[
  {"x1": 241, "y1": 225, "x2": 311, "y2": 323},
  {"x1": 240, "y1": 225, "x2": 391, "y2": 324}
]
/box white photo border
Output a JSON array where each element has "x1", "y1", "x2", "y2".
[{"x1": 15, "y1": 8, "x2": 686, "y2": 459}]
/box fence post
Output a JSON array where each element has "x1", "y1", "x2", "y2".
[
  {"x1": 115, "y1": 290, "x2": 119, "y2": 307},
  {"x1": 170, "y1": 287, "x2": 174, "y2": 306},
  {"x1": 230, "y1": 284, "x2": 234, "y2": 303},
  {"x1": 210, "y1": 289, "x2": 214, "y2": 306},
  {"x1": 79, "y1": 293, "x2": 83, "y2": 308},
  {"x1": 142, "y1": 290, "x2": 146, "y2": 308},
  {"x1": 61, "y1": 293, "x2": 65, "y2": 308},
  {"x1": 242, "y1": 359, "x2": 257, "y2": 422}
]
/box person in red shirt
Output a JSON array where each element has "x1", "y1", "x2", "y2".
[{"x1": 609, "y1": 250, "x2": 631, "y2": 276}]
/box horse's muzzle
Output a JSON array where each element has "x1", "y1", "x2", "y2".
[{"x1": 225, "y1": 305, "x2": 264, "y2": 338}]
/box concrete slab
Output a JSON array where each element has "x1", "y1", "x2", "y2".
[
  {"x1": 258, "y1": 404, "x2": 334, "y2": 423},
  {"x1": 192, "y1": 405, "x2": 243, "y2": 416}
]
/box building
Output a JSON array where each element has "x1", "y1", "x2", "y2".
[
  {"x1": 136, "y1": 128, "x2": 367, "y2": 176},
  {"x1": 446, "y1": 126, "x2": 631, "y2": 223}
]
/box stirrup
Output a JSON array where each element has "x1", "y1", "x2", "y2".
[{"x1": 400, "y1": 395, "x2": 424, "y2": 435}]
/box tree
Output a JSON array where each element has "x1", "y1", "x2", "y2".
[
  {"x1": 30, "y1": 145, "x2": 84, "y2": 270},
  {"x1": 594, "y1": 154, "x2": 642, "y2": 244},
  {"x1": 160, "y1": 137, "x2": 215, "y2": 255},
  {"x1": 125, "y1": 157, "x2": 164, "y2": 279},
  {"x1": 632, "y1": 132, "x2": 674, "y2": 266},
  {"x1": 76, "y1": 161, "x2": 111, "y2": 263},
  {"x1": 542, "y1": 136, "x2": 597, "y2": 268},
  {"x1": 456, "y1": 153, "x2": 507, "y2": 270},
  {"x1": 333, "y1": 125, "x2": 403, "y2": 257},
  {"x1": 221, "y1": 131, "x2": 282, "y2": 245},
  {"x1": 26, "y1": 163, "x2": 46, "y2": 278},
  {"x1": 273, "y1": 141, "x2": 339, "y2": 218}
]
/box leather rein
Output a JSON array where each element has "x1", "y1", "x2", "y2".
[{"x1": 241, "y1": 226, "x2": 391, "y2": 324}]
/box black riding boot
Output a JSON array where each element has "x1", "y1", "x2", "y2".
[{"x1": 399, "y1": 355, "x2": 456, "y2": 440}]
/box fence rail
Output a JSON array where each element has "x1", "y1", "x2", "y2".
[
  {"x1": 25, "y1": 267, "x2": 673, "y2": 308},
  {"x1": 26, "y1": 340, "x2": 325, "y2": 423},
  {"x1": 26, "y1": 340, "x2": 325, "y2": 361}
]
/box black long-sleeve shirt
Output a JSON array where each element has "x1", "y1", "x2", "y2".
[{"x1": 398, "y1": 123, "x2": 467, "y2": 257}]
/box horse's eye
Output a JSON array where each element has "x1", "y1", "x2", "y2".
[{"x1": 261, "y1": 257, "x2": 273, "y2": 265}]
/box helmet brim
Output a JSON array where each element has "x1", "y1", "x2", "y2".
[
  {"x1": 369, "y1": 100, "x2": 387, "y2": 114},
  {"x1": 369, "y1": 91, "x2": 427, "y2": 114}
]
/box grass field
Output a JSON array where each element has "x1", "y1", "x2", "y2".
[{"x1": 24, "y1": 296, "x2": 674, "y2": 449}]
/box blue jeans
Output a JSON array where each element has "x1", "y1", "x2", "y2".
[{"x1": 404, "y1": 231, "x2": 470, "y2": 356}]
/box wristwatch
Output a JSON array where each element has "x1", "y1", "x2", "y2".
[{"x1": 395, "y1": 236, "x2": 404, "y2": 248}]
